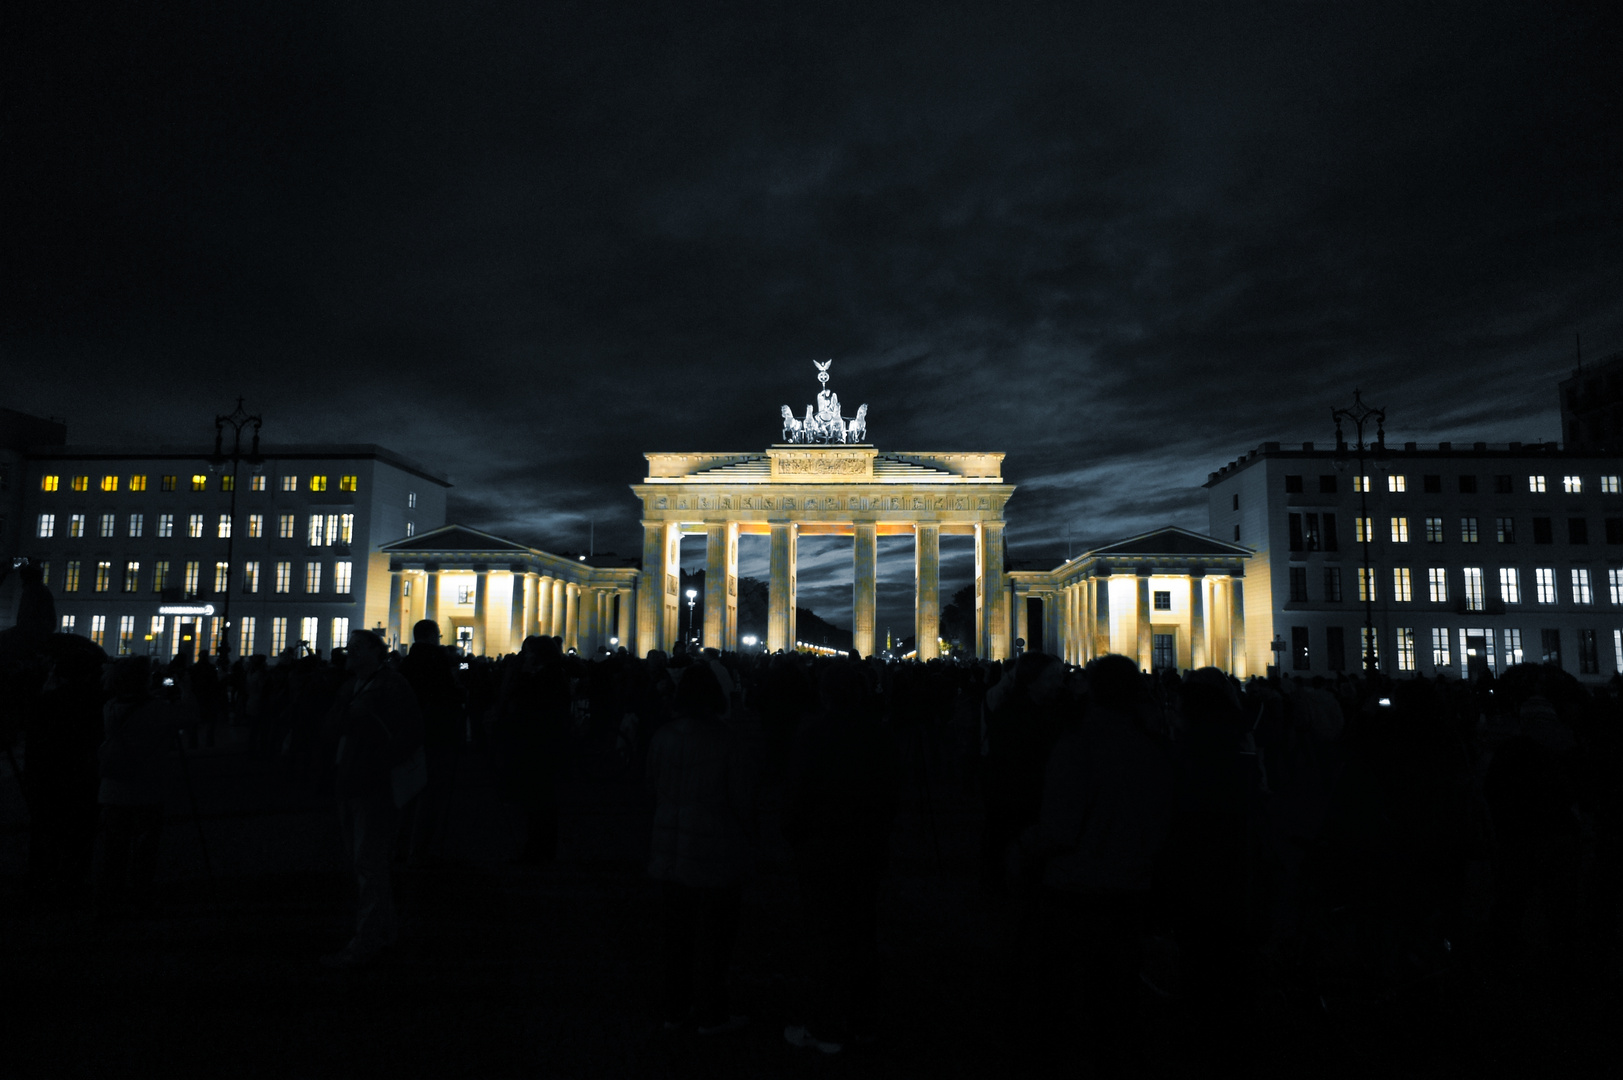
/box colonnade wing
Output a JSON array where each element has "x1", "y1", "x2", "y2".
[{"x1": 631, "y1": 447, "x2": 1016, "y2": 659}]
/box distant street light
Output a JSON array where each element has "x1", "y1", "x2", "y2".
[{"x1": 685, "y1": 588, "x2": 698, "y2": 645}]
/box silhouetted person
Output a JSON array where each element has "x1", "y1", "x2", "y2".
[
  {"x1": 187, "y1": 648, "x2": 221, "y2": 750},
  {"x1": 781, "y1": 660, "x2": 899, "y2": 1054},
  {"x1": 645, "y1": 661, "x2": 756, "y2": 1035},
  {"x1": 497, "y1": 635, "x2": 570, "y2": 864},
  {"x1": 980, "y1": 652, "x2": 1067, "y2": 901},
  {"x1": 24, "y1": 640, "x2": 106, "y2": 904},
  {"x1": 323, "y1": 629, "x2": 423, "y2": 969},
  {"x1": 400, "y1": 619, "x2": 467, "y2": 862},
  {"x1": 96, "y1": 656, "x2": 194, "y2": 919}
]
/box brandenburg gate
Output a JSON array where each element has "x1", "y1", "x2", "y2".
[{"x1": 631, "y1": 363, "x2": 1016, "y2": 659}]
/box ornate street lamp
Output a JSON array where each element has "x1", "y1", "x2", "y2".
[
  {"x1": 210, "y1": 398, "x2": 263, "y2": 662},
  {"x1": 1332, "y1": 389, "x2": 1385, "y2": 675},
  {"x1": 685, "y1": 588, "x2": 698, "y2": 645}
]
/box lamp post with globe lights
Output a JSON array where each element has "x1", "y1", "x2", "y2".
[
  {"x1": 1332, "y1": 389, "x2": 1386, "y2": 675},
  {"x1": 209, "y1": 398, "x2": 263, "y2": 662}
]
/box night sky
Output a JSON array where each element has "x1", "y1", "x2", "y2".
[{"x1": 5, "y1": 3, "x2": 1620, "y2": 638}]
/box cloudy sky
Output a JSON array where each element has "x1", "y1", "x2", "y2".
[{"x1": 5, "y1": 2, "x2": 1619, "y2": 635}]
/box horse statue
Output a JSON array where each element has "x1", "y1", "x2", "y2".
[
  {"x1": 781, "y1": 405, "x2": 803, "y2": 443},
  {"x1": 846, "y1": 403, "x2": 868, "y2": 443},
  {"x1": 803, "y1": 405, "x2": 818, "y2": 441}
]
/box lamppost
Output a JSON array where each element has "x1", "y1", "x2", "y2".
[
  {"x1": 1332, "y1": 389, "x2": 1385, "y2": 675},
  {"x1": 210, "y1": 398, "x2": 263, "y2": 662},
  {"x1": 685, "y1": 588, "x2": 698, "y2": 646}
]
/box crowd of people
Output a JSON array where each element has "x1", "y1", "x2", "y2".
[{"x1": 2, "y1": 555, "x2": 1620, "y2": 1065}]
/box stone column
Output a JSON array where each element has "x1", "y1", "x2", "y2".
[
  {"x1": 535, "y1": 575, "x2": 553, "y2": 639},
  {"x1": 1070, "y1": 585, "x2": 1083, "y2": 663},
  {"x1": 704, "y1": 524, "x2": 728, "y2": 650},
  {"x1": 979, "y1": 521, "x2": 1007, "y2": 659},
  {"x1": 507, "y1": 569, "x2": 526, "y2": 653},
  {"x1": 1209, "y1": 577, "x2": 1230, "y2": 673},
  {"x1": 853, "y1": 522, "x2": 877, "y2": 658},
  {"x1": 768, "y1": 523, "x2": 795, "y2": 652},
  {"x1": 524, "y1": 573, "x2": 540, "y2": 638},
  {"x1": 664, "y1": 526, "x2": 683, "y2": 651},
  {"x1": 1230, "y1": 577, "x2": 1248, "y2": 677},
  {"x1": 725, "y1": 523, "x2": 740, "y2": 651},
  {"x1": 472, "y1": 568, "x2": 490, "y2": 656},
  {"x1": 915, "y1": 523, "x2": 940, "y2": 660},
  {"x1": 564, "y1": 582, "x2": 581, "y2": 651},
  {"x1": 581, "y1": 586, "x2": 598, "y2": 653},
  {"x1": 1013, "y1": 587, "x2": 1029, "y2": 652},
  {"x1": 1093, "y1": 575, "x2": 1110, "y2": 657},
  {"x1": 1136, "y1": 571, "x2": 1153, "y2": 671},
  {"x1": 1046, "y1": 592, "x2": 1060, "y2": 658},
  {"x1": 1190, "y1": 571, "x2": 1207, "y2": 669},
  {"x1": 617, "y1": 587, "x2": 634, "y2": 650},
  {"x1": 551, "y1": 577, "x2": 566, "y2": 639},
  {"x1": 387, "y1": 569, "x2": 404, "y2": 649},
  {"x1": 638, "y1": 522, "x2": 664, "y2": 656},
  {"x1": 424, "y1": 566, "x2": 442, "y2": 642}
]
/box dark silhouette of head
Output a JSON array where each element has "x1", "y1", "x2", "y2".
[
  {"x1": 1084, "y1": 653, "x2": 1149, "y2": 714},
  {"x1": 413, "y1": 620, "x2": 441, "y2": 644},
  {"x1": 674, "y1": 661, "x2": 725, "y2": 717}
]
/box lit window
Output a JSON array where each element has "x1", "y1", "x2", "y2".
[
  {"x1": 309, "y1": 476, "x2": 328, "y2": 492},
  {"x1": 248, "y1": 514, "x2": 264, "y2": 538},
  {"x1": 1503, "y1": 628, "x2": 1524, "y2": 666},
  {"x1": 123, "y1": 561, "x2": 140, "y2": 592},
  {"x1": 250, "y1": 475, "x2": 266, "y2": 492},
  {"x1": 118, "y1": 615, "x2": 136, "y2": 656},
  {"x1": 334, "y1": 560, "x2": 353, "y2": 595},
  {"x1": 90, "y1": 615, "x2": 106, "y2": 647},
  {"x1": 1425, "y1": 517, "x2": 1444, "y2": 543},
  {"x1": 184, "y1": 561, "x2": 200, "y2": 594},
  {"x1": 1611, "y1": 568, "x2": 1623, "y2": 605},
  {"x1": 1530, "y1": 475, "x2": 1546, "y2": 493},
  {"x1": 1392, "y1": 568, "x2": 1412, "y2": 601},
  {"x1": 218, "y1": 514, "x2": 232, "y2": 539},
  {"x1": 214, "y1": 562, "x2": 230, "y2": 593},
  {"x1": 240, "y1": 617, "x2": 256, "y2": 657},
  {"x1": 278, "y1": 514, "x2": 296, "y2": 539},
  {"x1": 61, "y1": 615, "x2": 77, "y2": 633},
  {"x1": 340, "y1": 513, "x2": 353, "y2": 544},
  {"x1": 1360, "y1": 627, "x2": 1380, "y2": 667},
  {"x1": 41, "y1": 475, "x2": 59, "y2": 492},
  {"x1": 1536, "y1": 568, "x2": 1557, "y2": 603},
  {"x1": 1616, "y1": 629, "x2": 1623, "y2": 673},
  {"x1": 281, "y1": 475, "x2": 298, "y2": 493},
  {"x1": 301, "y1": 617, "x2": 320, "y2": 652},
  {"x1": 36, "y1": 513, "x2": 55, "y2": 538},
  {"x1": 220, "y1": 475, "x2": 235, "y2": 493},
  {"x1": 129, "y1": 475, "x2": 147, "y2": 492},
  {"x1": 275, "y1": 561, "x2": 292, "y2": 593},
  {"x1": 324, "y1": 513, "x2": 339, "y2": 545},
  {"x1": 71, "y1": 475, "x2": 88, "y2": 492},
  {"x1": 1496, "y1": 517, "x2": 1515, "y2": 543},
  {"x1": 94, "y1": 561, "x2": 111, "y2": 592},
  {"x1": 191, "y1": 475, "x2": 207, "y2": 491},
  {"x1": 188, "y1": 513, "x2": 205, "y2": 538},
  {"x1": 63, "y1": 561, "x2": 80, "y2": 592},
  {"x1": 1428, "y1": 568, "x2": 1448, "y2": 603},
  {"x1": 151, "y1": 561, "x2": 169, "y2": 592},
  {"x1": 1432, "y1": 628, "x2": 1452, "y2": 668},
  {"x1": 339, "y1": 475, "x2": 357, "y2": 492},
  {"x1": 1388, "y1": 474, "x2": 1406, "y2": 493},
  {"x1": 1462, "y1": 567, "x2": 1485, "y2": 611},
  {"x1": 308, "y1": 515, "x2": 323, "y2": 546},
  {"x1": 1564, "y1": 475, "x2": 1583, "y2": 494},
  {"x1": 128, "y1": 513, "x2": 144, "y2": 537},
  {"x1": 1395, "y1": 627, "x2": 1416, "y2": 671},
  {"x1": 1604, "y1": 476, "x2": 1621, "y2": 494},
  {"x1": 1460, "y1": 517, "x2": 1479, "y2": 543},
  {"x1": 69, "y1": 514, "x2": 85, "y2": 538},
  {"x1": 1357, "y1": 567, "x2": 1378, "y2": 602},
  {"x1": 408, "y1": 491, "x2": 417, "y2": 509},
  {"x1": 1355, "y1": 517, "x2": 1373, "y2": 543},
  {"x1": 272, "y1": 617, "x2": 288, "y2": 655},
  {"x1": 1390, "y1": 517, "x2": 1409, "y2": 543},
  {"x1": 1352, "y1": 475, "x2": 1371, "y2": 493},
  {"x1": 37, "y1": 562, "x2": 49, "y2": 585},
  {"x1": 242, "y1": 561, "x2": 260, "y2": 593},
  {"x1": 457, "y1": 584, "x2": 474, "y2": 605},
  {"x1": 100, "y1": 475, "x2": 118, "y2": 492},
  {"x1": 158, "y1": 514, "x2": 174, "y2": 538},
  {"x1": 1500, "y1": 568, "x2": 1521, "y2": 604},
  {"x1": 305, "y1": 561, "x2": 322, "y2": 593},
  {"x1": 405, "y1": 521, "x2": 416, "y2": 537},
  {"x1": 161, "y1": 475, "x2": 177, "y2": 491},
  {"x1": 99, "y1": 513, "x2": 116, "y2": 538},
  {"x1": 1572, "y1": 568, "x2": 1593, "y2": 605},
  {"x1": 331, "y1": 617, "x2": 351, "y2": 648}
]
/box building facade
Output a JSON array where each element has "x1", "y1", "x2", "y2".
[
  {"x1": 12, "y1": 442, "x2": 449, "y2": 658},
  {"x1": 1205, "y1": 439, "x2": 1623, "y2": 682}
]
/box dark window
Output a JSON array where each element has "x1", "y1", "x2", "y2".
[
  {"x1": 1289, "y1": 514, "x2": 1304, "y2": 552},
  {"x1": 1570, "y1": 518, "x2": 1589, "y2": 545},
  {"x1": 1580, "y1": 629, "x2": 1599, "y2": 674},
  {"x1": 1422, "y1": 474, "x2": 1442, "y2": 493},
  {"x1": 1533, "y1": 517, "x2": 1553, "y2": 544},
  {"x1": 1323, "y1": 513, "x2": 1338, "y2": 551},
  {"x1": 1607, "y1": 518, "x2": 1623, "y2": 545},
  {"x1": 1152, "y1": 634, "x2": 1176, "y2": 671},
  {"x1": 1495, "y1": 475, "x2": 1514, "y2": 494},
  {"x1": 1304, "y1": 513, "x2": 1322, "y2": 551},
  {"x1": 1234, "y1": 524, "x2": 1240, "y2": 541},
  {"x1": 1153, "y1": 590, "x2": 1171, "y2": 611},
  {"x1": 1289, "y1": 567, "x2": 1309, "y2": 602},
  {"x1": 1232, "y1": 493, "x2": 1239, "y2": 511},
  {"x1": 1458, "y1": 475, "x2": 1478, "y2": 493},
  {"x1": 1497, "y1": 517, "x2": 1515, "y2": 544},
  {"x1": 1319, "y1": 475, "x2": 1337, "y2": 494},
  {"x1": 1285, "y1": 475, "x2": 1303, "y2": 493},
  {"x1": 1542, "y1": 629, "x2": 1562, "y2": 667},
  {"x1": 1326, "y1": 626, "x2": 1346, "y2": 671},
  {"x1": 1292, "y1": 626, "x2": 1311, "y2": 671},
  {"x1": 1323, "y1": 567, "x2": 1343, "y2": 602}
]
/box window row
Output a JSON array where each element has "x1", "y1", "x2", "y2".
[
  {"x1": 1286, "y1": 565, "x2": 1623, "y2": 608},
  {"x1": 40, "y1": 473, "x2": 360, "y2": 494},
  {"x1": 1287, "y1": 624, "x2": 1614, "y2": 676},
  {"x1": 65, "y1": 613, "x2": 353, "y2": 659},
  {"x1": 1291, "y1": 512, "x2": 1622, "y2": 551},
  {"x1": 39, "y1": 558, "x2": 354, "y2": 596},
  {"x1": 36, "y1": 511, "x2": 353, "y2": 544},
  {"x1": 1284, "y1": 473, "x2": 1619, "y2": 496}
]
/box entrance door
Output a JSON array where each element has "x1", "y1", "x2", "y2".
[
  {"x1": 1465, "y1": 634, "x2": 1489, "y2": 681},
  {"x1": 455, "y1": 626, "x2": 474, "y2": 654},
  {"x1": 1152, "y1": 633, "x2": 1176, "y2": 671}
]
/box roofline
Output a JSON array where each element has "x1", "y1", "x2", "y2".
[
  {"x1": 23, "y1": 442, "x2": 452, "y2": 487},
  {"x1": 1203, "y1": 439, "x2": 1613, "y2": 487}
]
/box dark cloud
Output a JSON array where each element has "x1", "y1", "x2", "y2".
[{"x1": 5, "y1": 1, "x2": 1620, "y2": 636}]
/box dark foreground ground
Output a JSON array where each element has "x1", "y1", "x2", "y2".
[{"x1": 1, "y1": 716, "x2": 1616, "y2": 1079}]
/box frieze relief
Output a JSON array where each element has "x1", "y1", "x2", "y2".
[{"x1": 775, "y1": 453, "x2": 869, "y2": 475}]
